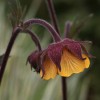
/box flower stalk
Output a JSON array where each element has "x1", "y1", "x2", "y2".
[
  {"x1": 62, "y1": 77, "x2": 67, "y2": 100},
  {"x1": 0, "y1": 27, "x2": 22, "y2": 85},
  {"x1": 0, "y1": 25, "x2": 42, "y2": 85},
  {"x1": 24, "y1": 18, "x2": 61, "y2": 42},
  {"x1": 23, "y1": 29, "x2": 42, "y2": 51}
]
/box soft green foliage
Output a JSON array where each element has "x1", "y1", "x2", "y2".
[{"x1": 0, "y1": 0, "x2": 100, "y2": 100}]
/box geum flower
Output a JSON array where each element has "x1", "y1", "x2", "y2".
[
  {"x1": 28, "y1": 38, "x2": 91, "y2": 80},
  {"x1": 25, "y1": 19, "x2": 92, "y2": 80}
]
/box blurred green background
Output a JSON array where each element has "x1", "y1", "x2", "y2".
[{"x1": 0, "y1": 0, "x2": 100, "y2": 100}]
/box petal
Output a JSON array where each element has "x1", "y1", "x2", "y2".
[
  {"x1": 82, "y1": 54, "x2": 90, "y2": 68},
  {"x1": 40, "y1": 56, "x2": 57, "y2": 80},
  {"x1": 47, "y1": 43, "x2": 63, "y2": 70},
  {"x1": 63, "y1": 39, "x2": 83, "y2": 60},
  {"x1": 58, "y1": 48, "x2": 89, "y2": 77}
]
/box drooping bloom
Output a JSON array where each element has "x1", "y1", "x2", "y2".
[
  {"x1": 24, "y1": 18, "x2": 93, "y2": 80},
  {"x1": 27, "y1": 38, "x2": 91, "y2": 80}
]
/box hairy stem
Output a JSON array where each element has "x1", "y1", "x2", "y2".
[
  {"x1": 0, "y1": 27, "x2": 21, "y2": 85},
  {"x1": 46, "y1": 0, "x2": 60, "y2": 35},
  {"x1": 24, "y1": 18, "x2": 61, "y2": 42},
  {"x1": 23, "y1": 29, "x2": 42, "y2": 51},
  {"x1": 0, "y1": 28, "x2": 42, "y2": 85},
  {"x1": 62, "y1": 77, "x2": 67, "y2": 100},
  {"x1": 64, "y1": 21, "x2": 72, "y2": 38}
]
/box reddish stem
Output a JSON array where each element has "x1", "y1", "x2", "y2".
[
  {"x1": 0, "y1": 27, "x2": 21, "y2": 85},
  {"x1": 62, "y1": 77, "x2": 67, "y2": 100},
  {"x1": 24, "y1": 18, "x2": 61, "y2": 42},
  {"x1": 46, "y1": 0, "x2": 60, "y2": 35},
  {"x1": 0, "y1": 27, "x2": 42, "y2": 85},
  {"x1": 23, "y1": 29, "x2": 42, "y2": 51}
]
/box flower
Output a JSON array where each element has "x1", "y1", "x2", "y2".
[{"x1": 27, "y1": 38, "x2": 91, "y2": 80}]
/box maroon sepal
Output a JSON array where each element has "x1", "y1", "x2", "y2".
[
  {"x1": 62, "y1": 38, "x2": 84, "y2": 60},
  {"x1": 27, "y1": 50, "x2": 41, "y2": 73},
  {"x1": 47, "y1": 43, "x2": 63, "y2": 71},
  {"x1": 39, "y1": 50, "x2": 47, "y2": 78}
]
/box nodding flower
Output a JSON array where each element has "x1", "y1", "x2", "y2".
[{"x1": 26, "y1": 19, "x2": 92, "y2": 80}]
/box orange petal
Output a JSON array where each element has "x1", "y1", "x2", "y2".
[
  {"x1": 58, "y1": 49, "x2": 90, "y2": 77},
  {"x1": 40, "y1": 56, "x2": 57, "y2": 80},
  {"x1": 82, "y1": 54, "x2": 90, "y2": 68}
]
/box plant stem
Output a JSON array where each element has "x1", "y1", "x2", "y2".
[
  {"x1": 24, "y1": 18, "x2": 61, "y2": 42},
  {"x1": 0, "y1": 27, "x2": 44, "y2": 85},
  {"x1": 62, "y1": 77, "x2": 67, "y2": 100},
  {"x1": 64, "y1": 21, "x2": 72, "y2": 38},
  {"x1": 46, "y1": 0, "x2": 60, "y2": 35},
  {"x1": 23, "y1": 29, "x2": 42, "y2": 51},
  {"x1": 0, "y1": 27, "x2": 21, "y2": 85},
  {"x1": 46, "y1": 0, "x2": 67, "y2": 100}
]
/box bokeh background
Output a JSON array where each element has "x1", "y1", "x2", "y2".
[{"x1": 0, "y1": 0, "x2": 100, "y2": 100}]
